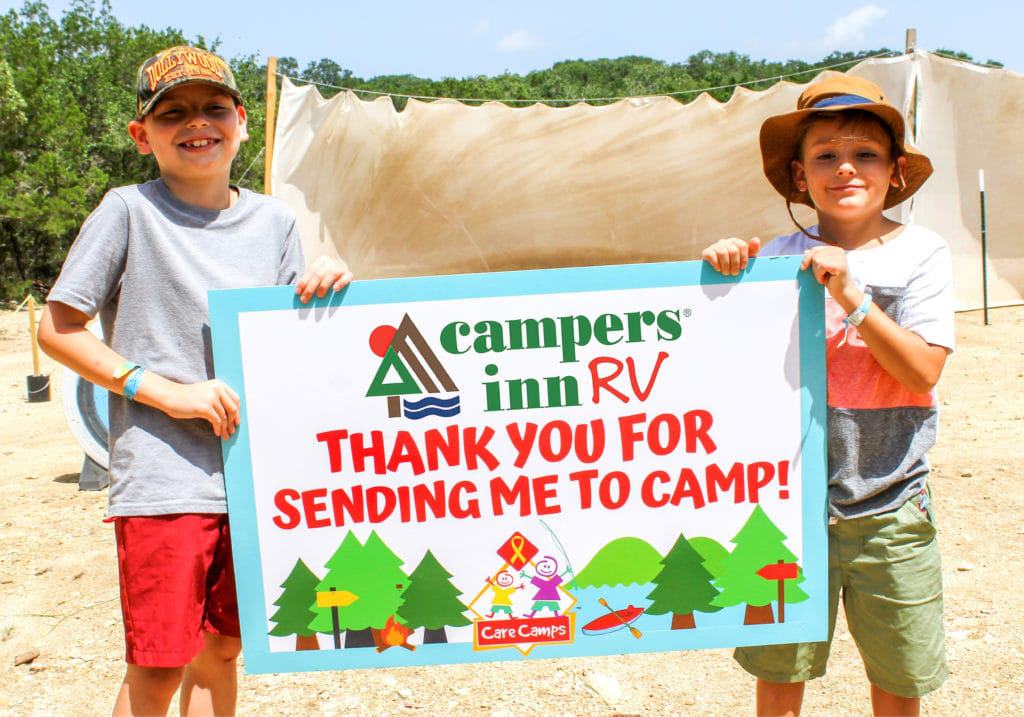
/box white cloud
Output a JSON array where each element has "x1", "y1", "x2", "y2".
[
  {"x1": 496, "y1": 30, "x2": 542, "y2": 53},
  {"x1": 822, "y1": 5, "x2": 888, "y2": 51},
  {"x1": 471, "y1": 19, "x2": 489, "y2": 36}
]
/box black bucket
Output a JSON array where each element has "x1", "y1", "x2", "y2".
[{"x1": 26, "y1": 373, "x2": 51, "y2": 403}]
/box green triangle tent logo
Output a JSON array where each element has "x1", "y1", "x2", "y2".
[{"x1": 366, "y1": 347, "x2": 421, "y2": 397}]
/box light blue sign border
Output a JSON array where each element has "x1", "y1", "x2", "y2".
[{"x1": 209, "y1": 257, "x2": 827, "y2": 674}]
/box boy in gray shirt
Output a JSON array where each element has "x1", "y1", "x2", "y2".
[{"x1": 39, "y1": 45, "x2": 350, "y2": 716}]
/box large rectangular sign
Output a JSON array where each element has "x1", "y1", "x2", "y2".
[{"x1": 209, "y1": 257, "x2": 827, "y2": 674}]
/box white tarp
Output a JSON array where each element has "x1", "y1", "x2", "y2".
[
  {"x1": 271, "y1": 52, "x2": 1022, "y2": 310},
  {"x1": 909, "y1": 52, "x2": 1024, "y2": 309}
]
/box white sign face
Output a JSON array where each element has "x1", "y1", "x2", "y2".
[{"x1": 210, "y1": 258, "x2": 827, "y2": 673}]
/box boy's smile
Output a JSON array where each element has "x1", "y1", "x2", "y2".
[{"x1": 129, "y1": 83, "x2": 248, "y2": 191}]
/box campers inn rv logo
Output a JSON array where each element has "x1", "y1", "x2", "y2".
[
  {"x1": 366, "y1": 315, "x2": 461, "y2": 420},
  {"x1": 366, "y1": 306, "x2": 690, "y2": 420}
]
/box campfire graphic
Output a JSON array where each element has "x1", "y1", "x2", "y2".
[{"x1": 376, "y1": 615, "x2": 416, "y2": 653}]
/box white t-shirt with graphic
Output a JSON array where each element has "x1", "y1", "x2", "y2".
[{"x1": 762, "y1": 224, "x2": 955, "y2": 518}]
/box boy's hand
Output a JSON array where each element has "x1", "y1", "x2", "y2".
[
  {"x1": 156, "y1": 379, "x2": 241, "y2": 440},
  {"x1": 297, "y1": 256, "x2": 353, "y2": 304},
  {"x1": 801, "y1": 246, "x2": 863, "y2": 310},
  {"x1": 701, "y1": 237, "x2": 761, "y2": 275}
]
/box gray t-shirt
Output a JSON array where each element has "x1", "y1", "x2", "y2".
[{"x1": 49, "y1": 180, "x2": 304, "y2": 516}]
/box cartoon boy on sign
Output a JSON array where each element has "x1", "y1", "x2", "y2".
[{"x1": 484, "y1": 571, "x2": 524, "y2": 618}]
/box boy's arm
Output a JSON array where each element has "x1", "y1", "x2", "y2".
[
  {"x1": 847, "y1": 309, "x2": 948, "y2": 393},
  {"x1": 802, "y1": 246, "x2": 949, "y2": 394},
  {"x1": 39, "y1": 302, "x2": 241, "y2": 439}
]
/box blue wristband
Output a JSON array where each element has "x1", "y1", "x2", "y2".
[
  {"x1": 123, "y1": 367, "x2": 146, "y2": 401},
  {"x1": 112, "y1": 361, "x2": 140, "y2": 380},
  {"x1": 844, "y1": 292, "x2": 873, "y2": 327},
  {"x1": 837, "y1": 293, "x2": 872, "y2": 348}
]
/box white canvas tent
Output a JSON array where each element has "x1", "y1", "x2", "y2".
[{"x1": 270, "y1": 51, "x2": 1023, "y2": 310}]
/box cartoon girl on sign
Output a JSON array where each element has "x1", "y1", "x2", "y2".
[{"x1": 521, "y1": 556, "x2": 571, "y2": 617}]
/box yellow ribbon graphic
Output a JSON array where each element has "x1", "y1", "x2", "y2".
[{"x1": 509, "y1": 534, "x2": 527, "y2": 564}]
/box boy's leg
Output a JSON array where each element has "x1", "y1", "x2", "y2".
[
  {"x1": 870, "y1": 684, "x2": 920, "y2": 717},
  {"x1": 180, "y1": 515, "x2": 243, "y2": 717},
  {"x1": 734, "y1": 528, "x2": 844, "y2": 717},
  {"x1": 843, "y1": 493, "x2": 945, "y2": 713},
  {"x1": 113, "y1": 514, "x2": 240, "y2": 716},
  {"x1": 756, "y1": 679, "x2": 805, "y2": 717},
  {"x1": 180, "y1": 634, "x2": 242, "y2": 717},
  {"x1": 113, "y1": 665, "x2": 185, "y2": 717}
]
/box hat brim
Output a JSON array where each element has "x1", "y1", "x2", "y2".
[
  {"x1": 137, "y1": 78, "x2": 244, "y2": 119},
  {"x1": 760, "y1": 102, "x2": 932, "y2": 210}
]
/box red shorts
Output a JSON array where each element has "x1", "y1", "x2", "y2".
[{"x1": 113, "y1": 513, "x2": 240, "y2": 667}]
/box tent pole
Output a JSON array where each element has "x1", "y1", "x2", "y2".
[
  {"x1": 264, "y1": 56, "x2": 278, "y2": 196},
  {"x1": 903, "y1": 29, "x2": 920, "y2": 226},
  {"x1": 980, "y1": 170, "x2": 989, "y2": 325},
  {"x1": 905, "y1": 29, "x2": 919, "y2": 141}
]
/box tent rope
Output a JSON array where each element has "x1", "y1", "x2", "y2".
[
  {"x1": 275, "y1": 51, "x2": 899, "y2": 104},
  {"x1": 234, "y1": 146, "x2": 265, "y2": 186}
]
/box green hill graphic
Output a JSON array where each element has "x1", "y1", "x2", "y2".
[{"x1": 572, "y1": 537, "x2": 664, "y2": 588}]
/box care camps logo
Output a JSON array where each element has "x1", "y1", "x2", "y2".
[{"x1": 366, "y1": 314, "x2": 461, "y2": 420}]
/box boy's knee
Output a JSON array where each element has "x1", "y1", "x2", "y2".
[
  {"x1": 201, "y1": 633, "x2": 242, "y2": 663},
  {"x1": 126, "y1": 664, "x2": 185, "y2": 693}
]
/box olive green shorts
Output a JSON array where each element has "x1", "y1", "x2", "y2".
[{"x1": 734, "y1": 491, "x2": 947, "y2": 698}]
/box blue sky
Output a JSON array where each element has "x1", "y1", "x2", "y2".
[{"x1": 5, "y1": 1, "x2": 1021, "y2": 78}]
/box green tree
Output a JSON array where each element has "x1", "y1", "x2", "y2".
[
  {"x1": 397, "y1": 550, "x2": 470, "y2": 644},
  {"x1": 228, "y1": 51, "x2": 269, "y2": 193},
  {"x1": 308, "y1": 530, "x2": 408, "y2": 648},
  {"x1": 711, "y1": 505, "x2": 808, "y2": 624},
  {"x1": 268, "y1": 558, "x2": 321, "y2": 650},
  {"x1": 308, "y1": 531, "x2": 363, "y2": 645},
  {"x1": 0, "y1": 0, "x2": 185, "y2": 298},
  {"x1": 645, "y1": 533, "x2": 721, "y2": 629},
  {"x1": 359, "y1": 529, "x2": 409, "y2": 617}
]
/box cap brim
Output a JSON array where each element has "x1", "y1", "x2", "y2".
[{"x1": 137, "y1": 79, "x2": 243, "y2": 119}]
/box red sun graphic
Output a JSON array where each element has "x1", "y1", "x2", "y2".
[{"x1": 369, "y1": 324, "x2": 398, "y2": 357}]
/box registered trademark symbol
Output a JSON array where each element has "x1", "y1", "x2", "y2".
[{"x1": 682, "y1": 308, "x2": 693, "y2": 317}]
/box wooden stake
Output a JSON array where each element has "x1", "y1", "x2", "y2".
[
  {"x1": 27, "y1": 295, "x2": 40, "y2": 375},
  {"x1": 264, "y1": 56, "x2": 278, "y2": 196}
]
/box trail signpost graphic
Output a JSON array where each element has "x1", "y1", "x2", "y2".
[
  {"x1": 756, "y1": 560, "x2": 801, "y2": 623},
  {"x1": 209, "y1": 258, "x2": 828, "y2": 673}
]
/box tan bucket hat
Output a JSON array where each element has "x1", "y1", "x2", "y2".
[{"x1": 759, "y1": 75, "x2": 932, "y2": 210}]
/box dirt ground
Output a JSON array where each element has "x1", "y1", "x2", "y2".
[{"x1": 1, "y1": 305, "x2": 1022, "y2": 716}]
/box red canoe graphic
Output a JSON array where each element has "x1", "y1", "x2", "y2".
[{"x1": 581, "y1": 605, "x2": 645, "y2": 636}]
